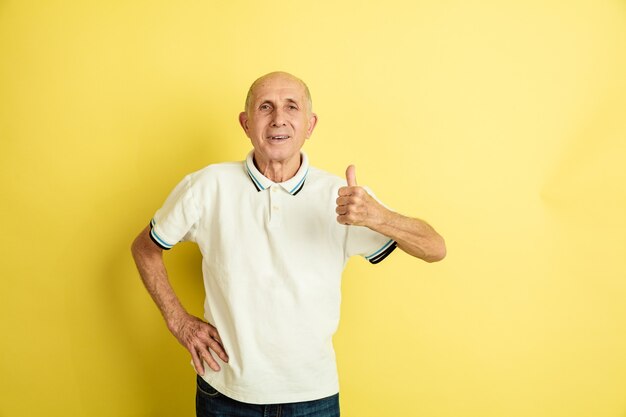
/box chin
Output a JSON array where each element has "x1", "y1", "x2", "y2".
[
  {"x1": 263, "y1": 142, "x2": 293, "y2": 154},
  {"x1": 267, "y1": 151, "x2": 295, "y2": 162}
]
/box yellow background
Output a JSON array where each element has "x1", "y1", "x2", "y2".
[{"x1": 1, "y1": 1, "x2": 625, "y2": 416}]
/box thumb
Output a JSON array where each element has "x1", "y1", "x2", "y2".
[{"x1": 346, "y1": 164, "x2": 357, "y2": 187}]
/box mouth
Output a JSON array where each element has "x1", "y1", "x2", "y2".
[{"x1": 267, "y1": 135, "x2": 291, "y2": 142}]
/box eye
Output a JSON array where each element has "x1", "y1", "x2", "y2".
[
  {"x1": 259, "y1": 103, "x2": 272, "y2": 111},
  {"x1": 288, "y1": 104, "x2": 298, "y2": 110}
]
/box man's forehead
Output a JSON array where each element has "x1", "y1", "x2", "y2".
[
  {"x1": 244, "y1": 71, "x2": 312, "y2": 112},
  {"x1": 251, "y1": 77, "x2": 306, "y2": 102}
]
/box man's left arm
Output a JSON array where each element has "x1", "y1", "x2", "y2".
[{"x1": 336, "y1": 165, "x2": 446, "y2": 263}]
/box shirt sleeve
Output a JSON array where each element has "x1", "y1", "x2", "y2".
[
  {"x1": 344, "y1": 186, "x2": 397, "y2": 264},
  {"x1": 149, "y1": 175, "x2": 200, "y2": 250}
]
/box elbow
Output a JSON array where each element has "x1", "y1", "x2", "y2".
[
  {"x1": 424, "y1": 237, "x2": 446, "y2": 263},
  {"x1": 130, "y1": 236, "x2": 141, "y2": 261},
  {"x1": 401, "y1": 236, "x2": 447, "y2": 263},
  {"x1": 131, "y1": 226, "x2": 163, "y2": 260},
  {"x1": 130, "y1": 228, "x2": 149, "y2": 260}
]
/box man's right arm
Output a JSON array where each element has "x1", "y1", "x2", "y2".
[{"x1": 130, "y1": 226, "x2": 228, "y2": 374}]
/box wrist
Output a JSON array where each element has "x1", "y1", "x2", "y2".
[
  {"x1": 367, "y1": 205, "x2": 391, "y2": 230},
  {"x1": 165, "y1": 307, "x2": 189, "y2": 332}
]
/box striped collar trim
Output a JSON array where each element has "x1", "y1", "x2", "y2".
[{"x1": 244, "y1": 151, "x2": 309, "y2": 196}]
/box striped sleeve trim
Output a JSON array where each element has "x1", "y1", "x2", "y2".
[
  {"x1": 365, "y1": 239, "x2": 397, "y2": 264},
  {"x1": 149, "y1": 219, "x2": 174, "y2": 250}
]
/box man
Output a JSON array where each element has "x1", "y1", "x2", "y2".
[{"x1": 131, "y1": 71, "x2": 446, "y2": 417}]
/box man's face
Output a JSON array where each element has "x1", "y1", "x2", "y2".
[{"x1": 239, "y1": 75, "x2": 317, "y2": 168}]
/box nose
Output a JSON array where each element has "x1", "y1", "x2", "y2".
[{"x1": 270, "y1": 108, "x2": 286, "y2": 127}]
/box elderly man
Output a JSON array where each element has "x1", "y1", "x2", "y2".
[{"x1": 131, "y1": 71, "x2": 445, "y2": 417}]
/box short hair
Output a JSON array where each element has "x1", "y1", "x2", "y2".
[{"x1": 244, "y1": 72, "x2": 313, "y2": 115}]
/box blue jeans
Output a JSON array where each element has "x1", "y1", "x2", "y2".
[{"x1": 196, "y1": 376, "x2": 340, "y2": 417}]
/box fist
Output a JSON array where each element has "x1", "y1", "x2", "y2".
[{"x1": 336, "y1": 165, "x2": 384, "y2": 227}]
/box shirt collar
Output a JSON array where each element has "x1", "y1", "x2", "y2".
[{"x1": 244, "y1": 151, "x2": 309, "y2": 195}]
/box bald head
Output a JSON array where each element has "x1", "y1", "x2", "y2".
[{"x1": 244, "y1": 71, "x2": 312, "y2": 115}]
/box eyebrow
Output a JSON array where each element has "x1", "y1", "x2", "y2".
[{"x1": 257, "y1": 98, "x2": 301, "y2": 107}]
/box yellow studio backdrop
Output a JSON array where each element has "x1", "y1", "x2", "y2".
[{"x1": 1, "y1": 0, "x2": 625, "y2": 416}]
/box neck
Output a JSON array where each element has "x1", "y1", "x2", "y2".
[{"x1": 253, "y1": 153, "x2": 301, "y2": 183}]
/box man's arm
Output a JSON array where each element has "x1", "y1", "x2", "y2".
[
  {"x1": 130, "y1": 226, "x2": 229, "y2": 373},
  {"x1": 335, "y1": 165, "x2": 446, "y2": 263}
]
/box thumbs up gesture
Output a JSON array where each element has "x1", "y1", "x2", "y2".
[
  {"x1": 346, "y1": 164, "x2": 358, "y2": 187},
  {"x1": 336, "y1": 165, "x2": 386, "y2": 227}
]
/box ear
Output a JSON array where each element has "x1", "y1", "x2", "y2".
[
  {"x1": 305, "y1": 113, "x2": 318, "y2": 139},
  {"x1": 239, "y1": 112, "x2": 249, "y2": 135}
]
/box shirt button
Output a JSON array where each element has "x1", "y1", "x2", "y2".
[
  {"x1": 272, "y1": 187, "x2": 278, "y2": 193},
  {"x1": 272, "y1": 206, "x2": 279, "y2": 210}
]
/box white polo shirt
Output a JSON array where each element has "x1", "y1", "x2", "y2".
[{"x1": 150, "y1": 151, "x2": 396, "y2": 404}]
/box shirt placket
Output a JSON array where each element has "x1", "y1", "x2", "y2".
[{"x1": 268, "y1": 185, "x2": 283, "y2": 228}]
